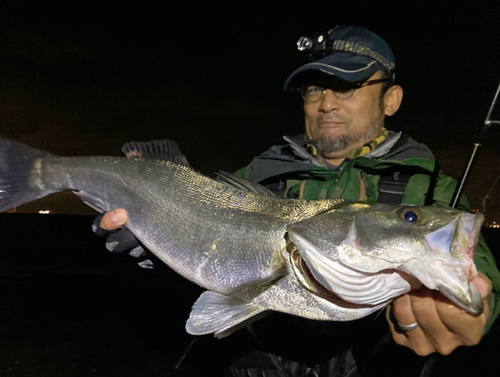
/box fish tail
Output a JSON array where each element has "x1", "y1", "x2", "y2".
[{"x1": 0, "y1": 139, "x2": 56, "y2": 212}]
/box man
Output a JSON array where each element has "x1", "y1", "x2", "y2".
[{"x1": 97, "y1": 25, "x2": 499, "y2": 375}]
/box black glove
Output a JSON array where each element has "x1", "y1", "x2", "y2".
[{"x1": 92, "y1": 213, "x2": 156, "y2": 269}]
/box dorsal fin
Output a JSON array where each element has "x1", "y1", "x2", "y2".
[
  {"x1": 216, "y1": 171, "x2": 277, "y2": 197},
  {"x1": 122, "y1": 139, "x2": 190, "y2": 167}
]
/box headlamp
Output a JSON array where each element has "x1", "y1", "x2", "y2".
[{"x1": 296, "y1": 33, "x2": 332, "y2": 60}]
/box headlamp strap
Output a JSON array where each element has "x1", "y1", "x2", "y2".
[{"x1": 330, "y1": 40, "x2": 395, "y2": 73}]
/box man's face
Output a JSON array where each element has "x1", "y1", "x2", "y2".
[{"x1": 303, "y1": 72, "x2": 387, "y2": 159}]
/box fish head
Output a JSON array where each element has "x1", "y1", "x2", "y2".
[{"x1": 287, "y1": 203, "x2": 484, "y2": 316}]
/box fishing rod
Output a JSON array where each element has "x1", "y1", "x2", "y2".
[{"x1": 450, "y1": 81, "x2": 500, "y2": 208}]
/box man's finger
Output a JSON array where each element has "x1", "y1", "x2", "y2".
[
  {"x1": 473, "y1": 272, "x2": 492, "y2": 299},
  {"x1": 389, "y1": 294, "x2": 431, "y2": 352},
  {"x1": 409, "y1": 288, "x2": 458, "y2": 353},
  {"x1": 100, "y1": 209, "x2": 129, "y2": 230},
  {"x1": 390, "y1": 290, "x2": 440, "y2": 356},
  {"x1": 391, "y1": 293, "x2": 418, "y2": 330}
]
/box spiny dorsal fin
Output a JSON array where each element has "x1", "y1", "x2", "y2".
[
  {"x1": 216, "y1": 171, "x2": 276, "y2": 198},
  {"x1": 122, "y1": 139, "x2": 190, "y2": 167}
]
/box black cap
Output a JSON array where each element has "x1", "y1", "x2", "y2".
[{"x1": 284, "y1": 25, "x2": 395, "y2": 92}]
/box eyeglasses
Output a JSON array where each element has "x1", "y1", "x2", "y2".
[{"x1": 300, "y1": 78, "x2": 392, "y2": 102}]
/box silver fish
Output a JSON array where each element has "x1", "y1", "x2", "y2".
[{"x1": 0, "y1": 139, "x2": 484, "y2": 338}]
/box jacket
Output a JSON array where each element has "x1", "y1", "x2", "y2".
[{"x1": 234, "y1": 132, "x2": 500, "y2": 332}]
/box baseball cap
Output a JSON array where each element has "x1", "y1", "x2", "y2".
[{"x1": 284, "y1": 25, "x2": 395, "y2": 92}]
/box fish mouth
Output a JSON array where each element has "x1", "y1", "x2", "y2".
[
  {"x1": 452, "y1": 212, "x2": 484, "y2": 260},
  {"x1": 420, "y1": 211, "x2": 485, "y2": 316}
]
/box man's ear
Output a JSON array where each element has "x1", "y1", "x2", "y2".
[{"x1": 383, "y1": 85, "x2": 403, "y2": 116}]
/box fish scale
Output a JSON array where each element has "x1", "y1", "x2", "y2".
[{"x1": 39, "y1": 155, "x2": 342, "y2": 295}]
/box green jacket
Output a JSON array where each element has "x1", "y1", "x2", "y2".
[{"x1": 235, "y1": 132, "x2": 500, "y2": 332}]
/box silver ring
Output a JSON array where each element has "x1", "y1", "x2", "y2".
[{"x1": 397, "y1": 322, "x2": 419, "y2": 332}]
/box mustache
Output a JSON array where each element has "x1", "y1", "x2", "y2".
[{"x1": 317, "y1": 115, "x2": 349, "y2": 124}]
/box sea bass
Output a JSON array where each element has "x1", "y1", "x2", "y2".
[{"x1": 0, "y1": 139, "x2": 484, "y2": 337}]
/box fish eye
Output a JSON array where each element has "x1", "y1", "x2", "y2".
[
  {"x1": 399, "y1": 208, "x2": 423, "y2": 225},
  {"x1": 404, "y1": 211, "x2": 419, "y2": 223}
]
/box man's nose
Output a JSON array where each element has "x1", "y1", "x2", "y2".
[{"x1": 318, "y1": 89, "x2": 340, "y2": 112}]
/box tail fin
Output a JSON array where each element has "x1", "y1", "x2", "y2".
[{"x1": 0, "y1": 139, "x2": 55, "y2": 212}]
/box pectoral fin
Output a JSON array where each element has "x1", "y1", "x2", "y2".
[{"x1": 186, "y1": 291, "x2": 267, "y2": 338}]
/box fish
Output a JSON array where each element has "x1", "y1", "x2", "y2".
[{"x1": 0, "y1": 138, "x2": 484, "y2": 338}]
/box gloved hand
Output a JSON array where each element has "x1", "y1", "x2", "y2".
[{"x1": 92, "y1": 211, "x2": 156, "y2": 269}]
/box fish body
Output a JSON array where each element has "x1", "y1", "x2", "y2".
[{"x1": 0, "y1": 139, "x2": 484, "y2": 337}]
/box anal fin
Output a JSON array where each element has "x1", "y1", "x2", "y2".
[{"x1": 186, "y1": 291, "x2": 267, "y2": 338}]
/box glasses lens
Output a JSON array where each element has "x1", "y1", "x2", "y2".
[
  {"x1": 333, "y1": 88, "x2": 355, "y2": 99},
  {"x1": 301, "y1": 85, "x2": 356, "y2": 101},
  {"x1": 301, "y1": 85, "x2": 323, "y2": 102}
]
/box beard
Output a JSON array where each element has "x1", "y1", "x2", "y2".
[
  {"x1": 310, "y1": 126, "x2": 380, "y2": 156},
  {"x1": 311, "y1": 134, "x2": 354, "y2": 154},
  {"x1": 308, "y1": 110, "x2": 385, "y2": 156}
]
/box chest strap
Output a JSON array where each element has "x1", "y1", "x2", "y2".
[{"x1": 378, "y1": 171, "x2": 411, "y2": 205}]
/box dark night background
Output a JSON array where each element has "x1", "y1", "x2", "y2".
[
  {"x1": 1, "y1": 1, "x2": 500, "y2": 376},
  {"x1": 1, "y1": 0, "x2": 499, "y2": 220}
]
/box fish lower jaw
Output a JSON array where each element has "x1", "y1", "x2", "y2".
[
  {"x1": 436, "y1": 282, "x2": 483, "y2": 317},
  {"x1": 401, "y1": 258, "x2": 482, "y2": 316}
]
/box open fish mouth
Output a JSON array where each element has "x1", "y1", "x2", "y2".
[
  {"x1": 421, "y1": 211, "x2": 484, "y2": 316},
  {"x1": 425, "y1": 212, "x2": 483, "y2": 262},
  {"x1": 451, "y1": 211, "x2": 484, "y2": 260}
]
